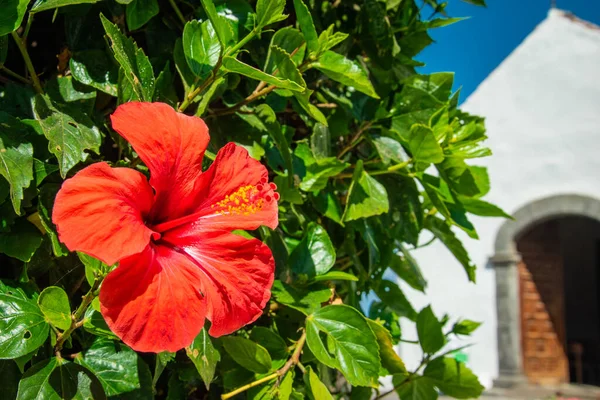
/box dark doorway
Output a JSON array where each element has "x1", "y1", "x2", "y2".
[{"x1": 516, "y1": 216, "x2": 600, "y2": 386}]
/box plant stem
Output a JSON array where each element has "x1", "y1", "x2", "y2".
[
  {"x1": 224, "y1": 28, "x2": 257, "y2": 57},
  {"x1": 337, "y1": 122, "x2": 373, "y2": 158},
  {"x1": 10, "y1": 31, "x2": 42, "y2": 94},
  {"x1": 23, "y1": 13, "x2": 34, "y2": 42},
  {"x1": 168, "y1": 0, "x2": 187, "y2": 26},
  {"x1": 55, "y1": 276, "x2": 103, "y2": 356},
  {"x1": 0, "y1": 65, "x2": 30, "y2": 84},
  {"x1": 211, "y1": 84, "x2": 276, "y2": 117},
  {"x1": 221, "y1": 330, "x2": 307, "y2": 400},
  {"x1": 178, "y1": 66, "x2": 221, "y2": 112}
]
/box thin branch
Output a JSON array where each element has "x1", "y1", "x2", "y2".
[
  {"x1": 210, "y1": 84, "x2": 276, "y2": 117},
  {"x1": 10, "y1": 31, "x2": 43, "y2": 93},
  {"x1": 221, "y1": 330, "x2": 307, "y2": 400},
  {"x1": 0, "y1": 65, "x2": 30, "y2": 84},
  {"x1": 168, "y1": 0, "x2": 187, "y2": 26},
  {"x1": 337, "y1": 122, "x2": 373, "y2": 158}
]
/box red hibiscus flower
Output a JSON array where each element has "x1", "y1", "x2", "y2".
[{"x1": 52, "y1": 102, "x2": 279, "y2": 353}]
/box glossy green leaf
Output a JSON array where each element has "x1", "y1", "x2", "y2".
[
  {"x1": 0, "y1": 281, "x2": 48, "y2": 359},
  {"x1": 459, "y1": 197, "x2": 513, "y2": 219},
  {"x1": 69, "y1": 50, "x2": 119, "y2": 97},
  {"x1": 183, "y1": 20, "x2": 221, "y2": 79},
  {"x1": 312, "y1": 51, "x2": 379, "y2": 98},
  {"x1": 0, "y1": 112, "x2": 34, "y2": 214},
  {"x1": 33, "y1": 95, "x2": 101, "y2": 177},
  {"x1": 290, "y1": 222, "x2": 335, "y2": 278},
  {"x1": 0, "y1": 0, "x2": 29, "y2": 35},
  {"x1": 0, "y1": 220, "x2": 43, "y2": 262},
  {"x1": 306, "y1": 305, "x2": 381, "y2": 387},
  {"x1": 452, "y1": 320, "x2": 482, "y2": 336},
  {"x1": 278, "y1": 371, "x2": 293, "y2": 400},
  {"x1": 126, "y1": 0, "x2": 159, "y2": 30},
  {"x1": 374, "y1": 280, "x2": 417, "y2": 321},
  {"x1": 292, "y1": 0, "x2": 318, "y2": 52},
  {"x1": 367, "y1": 320, "x2": 407, "y2": 375},
  {"x1": 78, "y1": 252, "x2": 105, "y2": 286},
  {"x1": 199, "y1": 0, "x2": 234, "y2": 47},
  {"x1": 417, "y1": 306, "x2": 445, "y2": 354},
  {"x1": 311, "y1": 271, "x2": 358, "y2": 282},
  {"x1": 255, "y1": 0, "x2": 287, "y2": 29},
  {"x1": 222, "y1": 56, "x2": 304, "y2": 92},
  {"x1": 408, "y1": 124, "x2": 444, "y2": 163},
  {"x1": 250, "y1": 327, "x2": 288, "y2": 369},
  {"x1": 295, "y1": 143, "x2": 348, "y2": 192},
  {"x1": 423, "y1": 357, "x2": 484, "y2": 399},
  {"x1": 269, "y1": 46, "x2": 306, "y2": 88},
  {"x1": 343, "y1": 160, "x2": 389, "y2": 222},
  {"x1": 101, "y1": 14, "x2": 155, "y2": 101},
  {"x1": 264, "y1": 27, "x2": 306, "y2": 73},
  {"x1": 271, "y1": 280, "x2": 331, "y2": 315},
  {"x1": 304, "y1": 366, "x2": 333, "y2": 400},
  {"x1": 38, "y1": 286, "x2": 71, "y2": 331},
  {"x1": 17, "y1": 357, "x2": 106, "y2": 400},
  {"x1": 186, "y1": 328, "x2": 220, "y2": 389},
  {"x1": 75, "y1": 338, "x2": 152, "y2": 399},
  {"x1": 394, "y1": 375, "x2": 438, "y2": 400},
  {"x1": 33, "y1": 160, "x2": 59, "y2": 187},
  {"x1": 372, "y1": 136, "x2": 407, "y2": 165},
  {"x1": 316, "y1": 25, "x2": 348, "y2": 54},
  {"x1": 426, "y1": 216, "x2": 476, "y2": 282},
  {"x1": 312, "y1": 190, "x2": 343, "y2": 225},
  {"x1": 389, "y1": 247, "x2": 427, "y2": 293},
  {"x1": 83, "y1": 308, "x2": 119, "y2": 340},
  {"x1": 221, "y1": 336, "x2": 272, "y2": 374},
  {"x1": 31, "y1": 0, "x2": 98, "y2": 12}
]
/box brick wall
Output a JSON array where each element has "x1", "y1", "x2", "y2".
[{"x1": 517, "y1": 220, "x2": 569, "y2": 385}]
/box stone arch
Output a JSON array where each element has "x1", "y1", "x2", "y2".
[{"x1": 491, "y1": 194, "x2": 600, "y2": 387}]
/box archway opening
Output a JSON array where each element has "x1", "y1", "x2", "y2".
[{"x1": 516, "y1": 216, "x2": 600, "y2": 386}]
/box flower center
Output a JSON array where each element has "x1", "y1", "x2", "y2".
[{"x1": 211, "y1": 184, "x2": 266, "y2": 216}]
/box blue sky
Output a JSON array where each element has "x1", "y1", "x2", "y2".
[{"x1": 419, "y1": 0, "x2": 600, "y2": 102}]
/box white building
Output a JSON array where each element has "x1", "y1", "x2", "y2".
[{"x1": 400, "y1": 8, "x2": 600, "y2": 389}]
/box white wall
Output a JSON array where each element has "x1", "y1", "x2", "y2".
[{"x1": 399, "y1": 9, "x2": 600, "y2": 388}]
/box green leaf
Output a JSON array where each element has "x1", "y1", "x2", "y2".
[
  {"x1": 470, "y1": 166, "x2": 490, "y2": 197},
  {"x1": 183, "y1": 20, "x2": 221, "y2": 80},
  {"x1": 38, "y1": 286, "x2": 71, "y2": 331},
  {"x1": 367, "y1": 320, "x2": 407, "y2": 376},
  {"x1": 292, "y1": 0, "x2": 318, "y2": 52},
  {"x1": 316, "y1": 25, "x2": 348, "y2": 55},
  {"x1": 452, "y1": 320, "x2": 482, "y2": 336},
  {"x1": 417, "y1": 306, "x2": 445, "y2": 354},
  {"x1": 290, "y1": 222, "x2": 336, "y2": 278},
  {"x1": 33, "y1": 160, "x2": 58, "y2": 187},
  {"x1": 221, "y1": 336, "x2": 272, "y2": 374},
  {"x1": 195, "y1": 76, "x2": 226, "y2": 117},
  {"x1": 269, "y1": 46, "x2": 306, "y2": 89},
  {"x1": 312, "y1": 51, "x2": 379, "y2": 98},
  {"x1": 311, "y1": 271, "x2": 358, "y2": 282},
  {"x1": 295, "y1": 143, "x2": 348, "y2": 192},
  {"x1": 70, "y1": 50, "x2": 119, "y2": 97},
  {"x1": 343, "y1": 160, "x2": 389, "y2": 222},
  {"x1": 255, "y1": 0, "x2": 287, "y2": 30},
  {"x1": 461, "y1": 0, "x2": 486, "y2": 6},
  {"x1": 31, "y1": 0, "x2": 99, "y2": 13},
  {"x1": 222, "y1": 56, "x2": 304, "y2": 92},
  {"x1": 199, "y1": 0, "x2": 234, "y2": 47},
  {"x1": 0, "y1": 220, "x2": 43, "y2": 262},
  {"x1": 0, "y1": 0, "x2": 29, "y2": 35},
  {"x1": 17, "y1": 358, "x2": 106, "y2": 400},
  {"x1": 408, "y1": 124, "x2": 444, "y2": 163},
  {"x1": 373, "y1": 280, "x2": 417, "y2": 321},
  {"x1": 278, "y1": 371, "x2": 293, "y2": 400},
  {"x1": 305, "y1": 305, "x2": 381, "y2": 387},
  {"x1": 126, "y1": 0, "x2": 159, "y2": 30},
  {"x1": 271, "y1": 280, "x2": 331, "y2": 315},
  {"x1": 186, "y1": 328, "x2": 220, "y2": 389},
  {"x1": 38, "y1": 184, "x2": 68, "y2": 257},
  {"x1": 250, "y1": 327, "x2": 288, "y2": 369},
  {"x1": 423, "y1": 357, "x2": 484, "y2": 399},
  {"x1": 77, "y1": 252, "x2": 105, "y2": 286},
  {"x1": 83, "y1": 308, "x2": 119, "y2": 340},
  {"x1": 33, "y1": 95, "x2": 101, "y2": 177},
  {"x1": 425, "y1": 216, "x2": 476, "y2": 282},
  {"x1": 304, "y1": 366, "x2": 333, "y2": 400},
  {"x1": 0, "y1": 112, "x2": 34, "y2": 214},
  {"x1": 0, "y1": 359, "x2": 20, "y2": 399},
  {"x1": 372, "y1": 136, "x2": 407, "y2": 165},
  {"x1": 394, "y1": 375, "x2": 438, "y2": 400},
  {"x1": 459, "y1": 197, "x2": 512, "y2": 219},
  {"x1": 0, "y1": 281, "x2": 48, "y2": 359},
  {"x1": 100, "y1": 14, "x2": 155, "y2": 101},
  {"x1": 389, "y1": 247, "x2": 426, "y2": 293},
  {"x1": 153, "y1": 352, "x2": 174, "y2": 389},
  {"x1": 311, "y1": 123, "x2": 331, "y2": 159},
  {"x1": 174, "y1": 38, "x2": 196, "y2": 93},
  {"x1": 264, "y1": 27, "x2": 306, "y2": 72},
  {"x1": 312, "y1": 190, "x2": 343, "y2": 225},
  {"x1": 75, "y1": 338, "x2": 152, "y2": 399}
]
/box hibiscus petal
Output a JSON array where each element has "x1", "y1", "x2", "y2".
[
  {"x1": 162, "y1": 227, "x2": 275, "y2": 337},
  {"x1": 110, "y1": 102, "x2": 210, "y2": 222},
  {"x1": 153, "y1": 143, "x2": 279, "y2": 233},
  {"x1": 53, "y1": 162, "x2": 156, "y2": 265},
  {"x1": 100, "y1": 245, "x2": 207, "y2": 353}
]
